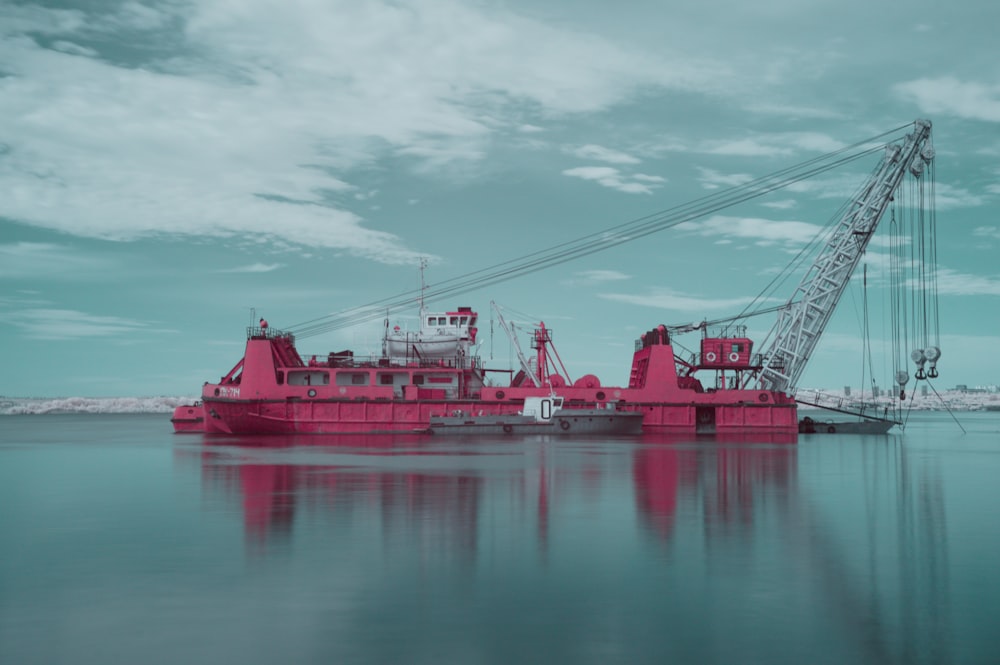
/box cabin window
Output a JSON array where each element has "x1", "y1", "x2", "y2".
[
  {"x1": 450, "y1": 316, "x2": 458, "y2": 325},
  {"x1": 427, "y1": 317, "x2": 435, "y2": 326},
  {"x1": 379, "y1": 373, "x2": 395, "y2": 385},
  {"x1": 336, "y1": 372, "x2": 369, "y2": 386},
  {"x1": 732, "y1": 343, "x2": 743, "y2": 353},
  {"x1": 276, "y1": 371, "x2": 284, "y2": 385},
  {"x1": 541, "y1": 399, "x2": 552, "y2": 420},
  {"x1": 427, "y1": 375, "x2": 453, "y2": 384},
  {"x1": 413, "y1": 374, "x2": 425, "y2": 385},
  {"x1": 460, "y1": 316, "x2": 468, "y2": 325},
  {"x1": 287, "y1": 370, "x2": 330, "y2": 386}
]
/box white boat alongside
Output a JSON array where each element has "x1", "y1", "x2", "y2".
[{"x1": 426, "y1": 396, "x2": 644, "y2": 436}]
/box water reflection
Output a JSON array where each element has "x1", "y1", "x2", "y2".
[
  {"x1": 633, "y1": 436, "x2": 795, "y2": 542},
  {"x1": 198, "y1": 435, "x2": 483, "y2": 561},
  {"x1": 183, "y1": 431, "x2": 953, "y2": 664}
]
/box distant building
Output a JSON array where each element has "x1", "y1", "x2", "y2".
[
  {"x1": 921, "y1": 385, "x2": 929, "y2": 397},
  {"x1": 844, "y1": 386, "x2": 851, "y2": 397}
]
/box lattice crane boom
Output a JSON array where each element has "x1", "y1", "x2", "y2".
[{"x1": 756, "y1": 119, "x2": 934, "y2": 394}]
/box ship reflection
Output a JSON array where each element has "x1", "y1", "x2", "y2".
[
  {"x1": 197, "y1": 434, "x2": 481, "y2": 559},
  {"x1": 190, "y1": 432, "x2": 950, "y2": 663},
  {"x1": 632, "y1": 433, "x2": 796, "y2": 541},
  {"x1": 196, "y1": 433, "x2": 801, "y2": 554}
]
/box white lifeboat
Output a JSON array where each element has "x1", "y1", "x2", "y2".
[{"x1": 384, "y1": 306, "x2": 478, "y2": 361}]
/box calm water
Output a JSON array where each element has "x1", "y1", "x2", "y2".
[{"x1": 1, "y1": 412, "x2": 998, "y2": 664}]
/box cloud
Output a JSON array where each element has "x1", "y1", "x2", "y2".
[
  {"x1": 0, "y1": 0, "x2": 713, "y2": 263},
  {"x1": 562, "y1": 166, "x2": 663, "y2": 194},
  {"x1": 217, "y1": 263, "x2": 283, "y2": 273},
  {"x1": 744, "y1": 102, "x2": 844, "y2": 120},
  {"x1": 973, "y1": 226, "x2": 1000, "y2": 240},
  {"x1": 934, "y1": 268, "x2": 1000, "y2": 296},
  {"x1": 569, "y1": 144, "x2": 640, "y2": 164},
  {"x1": 7, "y1": 308, "x2": 154, "y2": 340},
  {"x1": 696, "y1": 167, "x2": 754, "y2": 190},
  {"x1": 761, "y1": 199, "x2": 797, "y2": 210},
  {"x1": 674, "y1": 215, "x2": 821, "y2": 247},
  {"x1": 599, "y1": 288, "x2": 760, "y2": 312},
  {"x1": 894, "y1": 77, "x2": 1000, "y2": 122},
  {"x1": 0, "y1": 242, "x2": 112, "y2": 279},
  {"x1": 567, "y1": 269, "x2": 631, "y2": 285},
  {"x1": 700, "y1": 132, "x2": 845, "y2": 157},
  {"x1": 932, "y1": 182, "x2": 986, "y2": 209}
]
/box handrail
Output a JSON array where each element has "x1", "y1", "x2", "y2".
[
  {"x1": 246, "y1": 326, "x2": 295, "y2": 341},
  {"x1": 311, "y1": 353, "x2": 483, "y2": 370}
]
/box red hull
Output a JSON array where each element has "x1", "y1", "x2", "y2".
[
  {"x1": 171, "y1": 404, "x2": 205, "y2": 433},
  {"x1": 190, "y1": 395, "x2": 797, "y2": 436},
  {"x1": 176, "y1": 325, "x2": 799, "y2": 436}
]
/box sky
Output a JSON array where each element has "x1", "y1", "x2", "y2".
[{"x1": 1, "y1": 0, "x2": 999, "y2": 398}]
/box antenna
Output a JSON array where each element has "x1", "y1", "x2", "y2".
[{"x1": 418, "y1": 257, "x2": 428, "y2": 313}]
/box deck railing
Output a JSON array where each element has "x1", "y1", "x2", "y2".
[
  {"x1": 246, "y1": 326, "x2": 295, "y2": 342},
  {"x1": 315, "y1": 353, "x2": 483, "y2": 370}
]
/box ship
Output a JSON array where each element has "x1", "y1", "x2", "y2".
[
  {"x1": 172, "y1": 120, "x2": 940, "y2": 438},
  {"x1": 173, "y1": 309, "x2": 798, "y2": 435}
]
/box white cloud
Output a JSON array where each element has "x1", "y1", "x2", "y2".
[
  {"x1": 696, "y1": 167, "x2": 754, "y2": 190},
  {"x1": 0, "y1": 242, "x2": 111, "y2": 279},
  {"x1": 0, "y1": 0, "x2": 714, "y2": 263},
  {"x1": 7, "y1": 308, "x2": 153, "y2": 340},
  {"x1": 217, "y1": 263, "x2": 283, "y2": 273},
  {"x1": 50, "y1": 40, "x2": 98, "y2": 57},
  {"x1": 572, "y1": 269, "x2": 631, "y2": 283},
  {"x1": 894, "y1": 77, "x2": 1000, "y2": 123},
  {"x1": 702, "y1": 138, "x2": 789, "y2": 157},
  {"x1": 599, "y1": 288, "x2": 759, "y2": 312},
  {"x1": 744, "y1": 103, "x2": 844, "y2": 120},
  {"x1": 933, "y1": 182, "x2": 986, "y2": 209},
  {"x1": 562, "y1": 166, "x2": 662, "y2": 194},
  {"x1": 701, "y1": 132, "x2": 844, "y2": 157},
  {"x1": 934, "y1": 268, "x2": 1000, "y2": 296},
  {"x1": 761, "y1": 199, "x2": 797, "y2": 210},
  {"x1": 675, "y1": 215, "x2": 820, "y2": 247},
  {"x1": 570, "y1": 144, "x2": 640, "y2": 164},
  {"x1": 973, "y1": 226, "x2": 1000, "y2": 240}
]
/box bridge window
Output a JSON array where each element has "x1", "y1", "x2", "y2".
[
  {"x1": 335, "y1": 372, "x2": 369, "y2": 386},
  {"x1": 289, "y1": 370, "x2": 330, "y2": 386}
]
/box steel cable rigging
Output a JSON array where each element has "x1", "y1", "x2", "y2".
[{"x1": 288, "y1": 124, "x2": 915, "y2": 340}]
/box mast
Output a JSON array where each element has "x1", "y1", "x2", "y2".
[
  {"x1": 491, "y1": 301, "x2": 541, "y2": 388},
  {"x1": 755, "y1": 119, "x2": 935, "y2": 394},
  {"x1": 418, "y1": 257, "x2": 428, "y2": 316}
]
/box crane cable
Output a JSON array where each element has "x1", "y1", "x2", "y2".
[{"x1": 287, "y1": 124, "x2": 915, "y2": 340}]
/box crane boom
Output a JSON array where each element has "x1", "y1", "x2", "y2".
[{"x1": 755, "y1": 119, "x2": 935, "y2": 394}]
